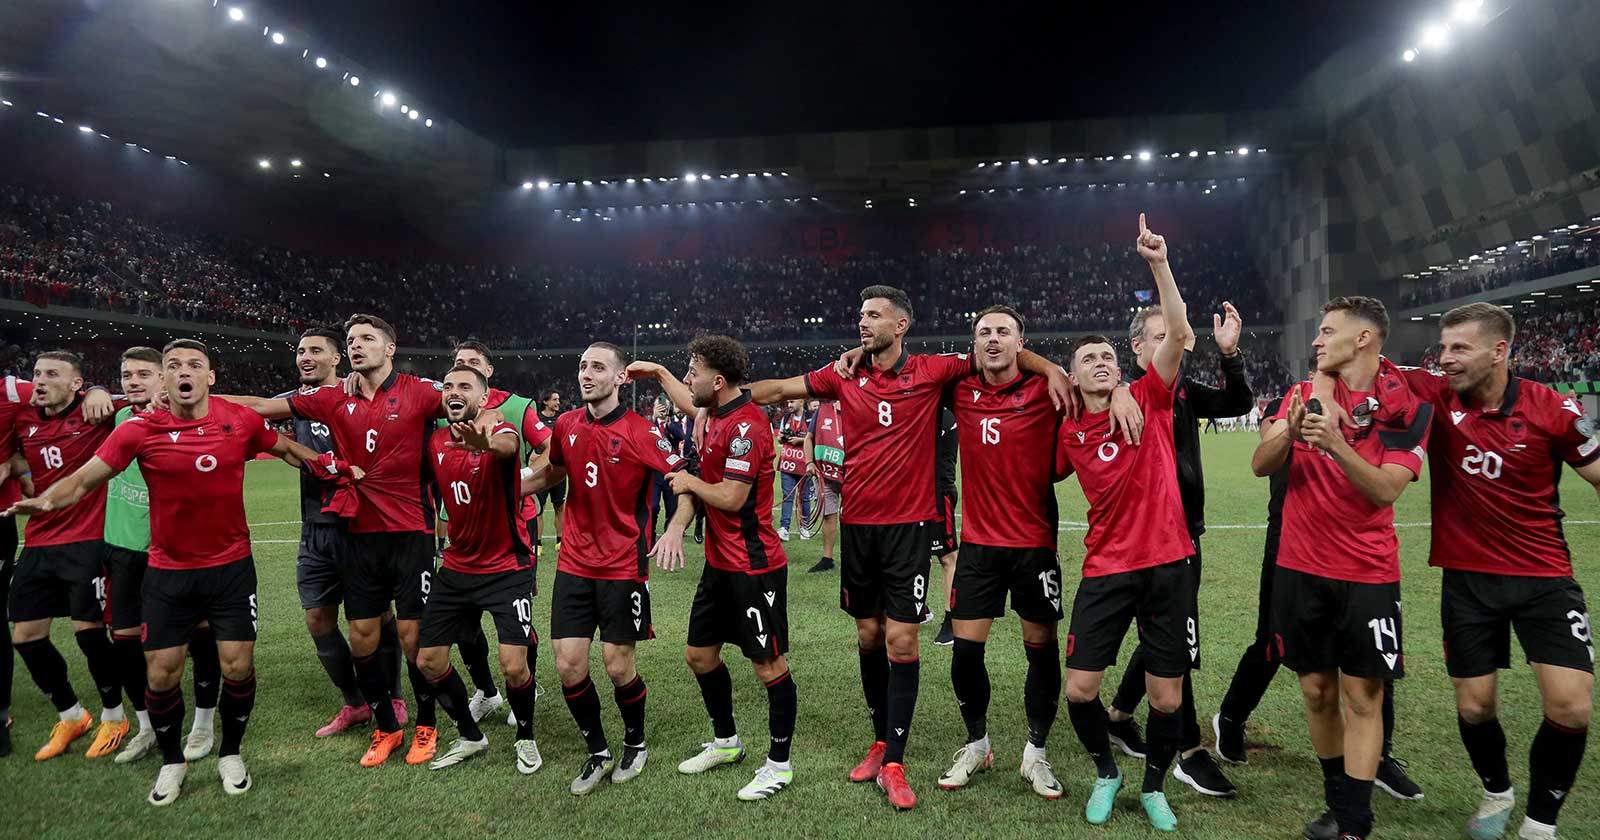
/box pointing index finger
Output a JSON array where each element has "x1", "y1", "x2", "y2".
[{"x1": 1139, "y1": 212, "x2": 1148, "y2": 235}]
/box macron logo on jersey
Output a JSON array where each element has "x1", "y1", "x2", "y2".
[
  {"x1": 568, "y1": 434, "x2": 577, "y2": 446},
  {"x1": 737, "y1": 422, "x2": 750, "y2": 437},
  {"x1": 168, "y1": 431, "x2": 181, "y2": 442},
  {"x1": 437, "y1": 452, "x2": 445, "y2": 464},
  {"x1": 345, "y1": 403, "x2": 357, "y2": 415},
  {"x1": 1451, "y1": 411, "x2": 1467, "y2": 425},
  {"x1": 858, "y1": 377, "x2": 868, "y2": 388},
  {"x1": 971, "y1": 389, "x2": 981, "y2": 403},
  {"x1": 27, "y1": 426, "x2": 37, "y2": 437}
]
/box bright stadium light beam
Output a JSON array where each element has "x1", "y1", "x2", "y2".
[
  {"x1": 537, "y1": 180, "x2": 550, "y2": 189},
  {"x1": 1453, "y1": 0, "x2": 1484, "y2": 24},
  {"x1": 227, "y1": 6, "x2": 244, "y2": 22},
  {"x1": 1421, "y1": 22, "x2": 1450, "y2": 51},
  {"x1": 1137, "y1": 150, "x2": 1152, "y2": 161},
  {"x1": 521, "y1": 181, "x2": 533, "y2": 190},
  {"x1": 271, "y1": 31, "x2": 285, "y2": 45},
  {"x1": 348, "y1": 75, "x2": 360, "y2": 86},
  {"x1": 408, "y1": 110, "x2": 418, "y2": 120},
  {"x1": 78, "y1": 125, "x2": 93, "y2": 133},
  {"x1": 424, "y1": 118, "x2": 433, "y2": 127},
  {"x1": 258, "y1": 159, "x2": 271, "y2": 169},
  {"x1": 290, "y1": 158, "x2": 302, "y2": 168},
  {"x1": 1402, "y1": 48, "x2": 1418, "y2": 62},
  {"x1": 315, "y1": 56, "x2": 328, "y2": 69},
  {"x1": 381, "y1": 92, "x2": 396, "y2": 107}
]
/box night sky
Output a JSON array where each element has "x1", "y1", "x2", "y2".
[{"x1": 270, "y1": 0, "x2": 1437, "y2": 147}]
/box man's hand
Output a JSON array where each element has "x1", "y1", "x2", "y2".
[
  {"x1": 1107, "y1": 386, "x2": 1145, "y2": 446},
  {"x1": 1136, "y1": 212, "x2": 1168, "y2": 264},
  {"x1": 649, "y1": 526, "x2": 687, "y2": 572},
  {"x1": 626, "y1": 361, "x2": 669, "y2": 381},
  {"x1": 834, "y1": 346, "x2": 866, "y2": 378},
  {"x1": 1300, "y1": 410, "x2": 1346, "y2": 454},
  {"x1": 666, "y1": 471, "x2": 699, "y2": 495},
  {"x1": 1213, "y1": 301, "x2": 1242, "y2": 356},
  {"x1": 1285, "y1": 387, "x2": 1308, "y2": 442},
  {"x1": 474, "y1": 409, "x2": 503, "y2": 439},
  {"x1": 1045, "y1": 365, "x2": 1078, "y2": 415},
  {"x1": 4, "y1": 496, "x2": 54, "y2": 517},
  {"x1": 349, "y1": 465, "x2": 365, "y2": 481},
  {"x1": 82, "y1": 389, "x2": 115, "y2": 424},
  {"x1": 448, "y1": 421, "x2": 492, "y2": 452},
  {"x1": 343, "y1": 371, "x2": 362, "y2": 397}
]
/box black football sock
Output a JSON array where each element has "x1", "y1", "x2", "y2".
[
  {"x1": 950, "y1": 638, "x2": 989, "y2": 742},
  {"x1": 1381, "y1": 680, "x2": 1396, "y2": 756},
  {"x1": 1319, "y1": 755, "x2": 1345, "y2": 811},
  {"x1": 145, "y1": 684, "x2": 186, "y2": 765},
  {"x1": 563, "y1": 676, "x2": 609, "y2": 754},
  {"x1": 378, "y1": 616, "x2": 404, "y2": 698},
  {"x1": 1068, "y1": 696, "x2": 1120, "y2": 778},
  {"x1": 1527, "y1": 718, "x2": 1587, "y2": 826},
  {"x1": 1457, "y1": 716, "x2": 1512, "y2": 793},
  {"x1": 312, "y1": 630, "x2": 365, "y2": 708},
  {"x1": 1111, "y1": 646, "x2": 1147, "y2": 715},
  {"x1": 1335, "y1": 774, "x2": 1375, "y2": 839},
  {"x1": 113, "y1": 635, "x2": 148, "y2": 712},
  {"x1": 507, "y1": 672, "x2": 537, "y2": 741},
  {"x1": 1143, "y1": 707, "x2": 1180, "y2": 793},
  {"x1": 1023, "y1": 640, "x2": 1061, "y2": 747},
  {"x1": 882, "y1": 655, "x2": 920, "y2": 765},
  {"x1": 74, "y1": 628, "x2": 122, "y2": 712},
  {"x1": 218, "y1": 670, "x2": 256, "y2": 757},
  {"x1": 858, "y1": 646, "x2": 889, "y2": 742},
  {"x1": 1178, "y1": 673, "x2": 1202, "y2": 752},
  {"x1": 694, "y1": 662, "x2": 737, "y2": 740},
  {"x1": 430, "y1": 665, "x2": 483, "y2": 741},
  {"x1": 407, "y1": 661, "x2": 438, "y2": 728},
  {"x1": 765, "y1": 670, "x2": 797, "y2": 764},
  {"x1": 352, "y1": 652, "x2": 399, "y2": 731},
  {"x1": 458, "y1": 628, "x2": 498, "y2": 697},
  {"x1": 15, "y1": 638, "x2": 77, "y2": 712},
  {"x1": 189, "y1": 625, "x2": 221, "y2": 710},
  {"x1": 1218, "y1": 640, "x2": 1280, "y2": 723},
  {"x1": 614, "y1": 674, "x2": 647, "y2": 748}
]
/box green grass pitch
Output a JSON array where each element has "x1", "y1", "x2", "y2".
[{"x1": 8, "y1": 431, "x2": 1599, "y2": 839}]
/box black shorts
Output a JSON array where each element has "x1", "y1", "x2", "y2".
[
  {"x1": 9, "y1": 541, "x2": 107, "y2": 623},
  {"x1": 536, "y1": 477, "x2": 567, "y2": 508},
  {"x1": 105, "y1": 546, "x2": 149, "y2": 632},
  {"x1": 949, "y1": 543, "x2": 1064, "y2": 624},
  {"x1": 342, "y1": 530, "x2": 436, "y2": 621},
  {"x1": 840, "y1": 522, "x2": 931, "y2": 624},
  {"x1": 1441, "y1": 569, "x2": 1593, "y2": 678},
  {"x1": 687, "y1": 564, "x2": 789, "y2": 659},
  {"x1": 419, "y1": 567, "x2": 537, "y2": 649},
  {"x1": 296, "y1": 521, "x2": 346, "y2": 611},
  {"x1": 141, "y1": 557, "x2": 258, "y2": 651},
  {"x1": 1066, "y1": 558, "x2": 1197, "y2": 678},
  {"x1": 1271, "y1": 567, "x2": 1404, "y2": 679},
  {"x1": 930, "y1": 490, "x2": 959, "y2": 556},
  {"x1": 550, "y1": 570, "x2": 654, "y2": 644}
]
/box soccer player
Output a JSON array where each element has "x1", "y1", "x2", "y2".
[
  {"x1": 102, "y1": 347, "x2": 226, "y2": 765},
  {"x1": 1399, "y1": 303, "x2": 1598, "y2": 840},
  {"x1": 930, "y1": 405, "x2": 959, "y2": 646},
  {"x1": 225, "y1": 314, "x2": 497, "y2": 767},
  {"x1": 6, "y1": 339, "x2": 341, "y2": 805},
  {"x1": 1251, "y1": 296, "x2": 1431, "y2": 840},
  {"x1": 1102, "y1": 300, "x2": 1252, "y2": 798},
  {"x1": 275, "y1": 327, "x2": 391, "y2": 738},
  {"x1": 522, "y1": 342, "x2": 692, "y2": 795},
  {"x1": 449, "y1": 340, "x2": 553, "y2": 725},
  {"x1": 1056, "y1": 214, "x2": 1194, "y2": 832},
  {"x1": 743, "y1": 284, "x2": 1087, "y2": 811},
  {"x1": 775, "y1": 399, "x2": 812, "y2": 541},
  {"x1": 802, "y1": 399, "x2": 845, "y2": 574},
  {"x1": 5, "y1": 351, "x2": 126, "y2": 761},
  {"x1": 935, "y1": 305, "x2": 1067, "y2": 800},
  {"x1": 534, "y1": 389, "x2": 567, "y2": 552},
  {"x1": 631, "y1": 336, "x2": 800, "y2": 801},
  {"x1": 414, "y1": 365, "x2": 542, "y2": 774}
]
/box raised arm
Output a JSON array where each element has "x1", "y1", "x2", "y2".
[
  {"x1": 5, "y1": 457, "x2": 117, "y2": 516},
  {"x1": 521, "y1": 463, "x2": 568, "y2": 497},
  {"x1": 627, "y1": 362, "x2": 696, "y2": 415},
  {"x1": 216, "y1": 394, "x2": 295, "y2": 420},
  {"x1": 747, "y1": 376, "x2": 811, "y2": 406},
  {"x1": 1137, "y1": 213, "x2": 1193, "y2": 386}
]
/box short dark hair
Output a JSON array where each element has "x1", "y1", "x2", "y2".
[
  {"x1": 972, "y1": 305, "x2": 1025, "y2": 336},
  {"x1": 861, "y1": 285, "x2": 914, "y2": 325},
  {"x1": 162, "y1": 339, "x2": 212, "y2": 364},
  {"x1": 300, "y1": 326, "x2": 344, "y2": 355},
  {"x1": 1440, "y1": 302, "x2": 1515, "y2": 344},
  {"x1": 1128, "y1": 305, "x2": 1162, "y2": 342},
  {"x1": 1322, "y1": 296, "x2": 1390, "y2": 340},
  {"x1": 345, "y1": 313, "x2": 397, "y2": 344},
  {"x1": 540, "y1": 388, "x2": 561, "y2": 402},
  {"x1": 688, "y1": 334, "x2": 749, "y2": 385},
  {"x1": 444, "y1": 364, "x2": 488, "y2": 389},
  {"x1": 453, "y1": 339, "x2": 492, "y2": 363},
  {"x1": 35, "y1": 350, "x2": 83, "y2": 374},
  {"x1": 121, "y1": 346, "x2": 162, "y2": 365},
  {"x1": 1071, "y1": 334, "x2": 1114, "y2": 356},
  {"x1": 587, "y1": 341, "x2": 630, "y2": 367}
]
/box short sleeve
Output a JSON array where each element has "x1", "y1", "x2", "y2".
[
  {"x1": 95, "y1": 420, "x2": 145, "y2": 473},
  {"x1": 1549, "y1": 394, "x2": 1600, "y2": 467},
  {"x1": 548, "y1": 419, "x2": 567, "y2": 467},
  {"x1": 927, "y1": 353, "x2": 975, "y2": 384},
  {"x1": 636, "y1": 422, "x2": 687, "y2": 474},
  {"x1": 1132, "y1": 372, "x2": 1175, "y2": 410},
  {"x1": 287, "y1": 385, "x2": 340, "y2": 422},
  {"x1": 1378, "y1": 404, "x2": 1433, "y2": 479},
  {"x1": 247, "y1": 411, "x2": 279, "y2": 457},
  {"x1": 522, "y1": 415, "x2": 552, "y2": 450},
  {"x1": 410, "y1": 378, "x2": 448, "y2": 420},
  {"x1": 1051, "y1": 417, "x2": 1075, "y2": 482},
  {"x1": 804, "y1": 364, "x2": 843, "y2": 399},
  {"x1": 1399, "y1": 366, "x2": 1447, "y2": 402},
  {"x1": 722, "y1": 425, "x2": 765, "y2": 484}
]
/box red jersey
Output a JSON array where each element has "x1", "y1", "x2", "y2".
[
  {"x1": 775, "y1": 411, "x2": 809, "y2": 476},
  {"x1": 288, "y1": 371, "x2": 444, "y2": 534},
  {"x1": 96, "y1": 399, "x2": 277, "y2": 570},
  {"x1": 1056, "y1": 374, "x2": 1192, "y2": 577},
  {"x1": 699, "y1": 392, "x2": 787, "y2": 573},
  {"x1": 486, "y1": 387, "x2": 553, "y2": 520},
  {"x1": 951, "y1": 371, "x2": 1064, "y2": 549},
  {"x1": 0, "y1": 376, "x2": 34, "y2": 509},
  {"x1": 1273, "y1": 364, "x2": 1431, "y2": 584},
  {"x1": 549, "y1": 404, "x2": 686, "y2": 580},
  {"x1": 1404, "y1": 369, "x2": 1599, "y2": 577},
  {"x1": 15, "y1": 393, "x2": 123, "y2": 546},
  {"x1": 804, "y1": 351, "x2": 972, "y2": 525},
  {"x1": 809, "y1": 402, "x2": 845, "y2": 483},
  {"x1": 428, "y1": 423, "x2": 532, "y2": 574}
]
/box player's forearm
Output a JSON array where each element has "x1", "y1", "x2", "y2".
[
  {"x1": 1150, "y1": 261, "x2": 1192, "y2": 384},
  {"x1": 693, "y1": 477, "x2": 753, "y2": 513},
  {"x1": 748, "y1": 377, "x2": 806, "y2": 406},
  {"x1": 666, "y1": 490, "x2": 699, "y2": 528},
  {"x1": 272, "y1": 435, "x2": 318, "y2": 468},
  {"x1": 1252, "y1": 425, "x2": 1291, "y2": 476},
  {"x1": 521, "y1": 463, "x2": 565, "y2": 496},
  {"x1": 1328, "y1": 444, "x2": 1410, "y2": 507},
  {"x1": 654, "y1": 373, "x2": 696, "y2": 416},
  {"x1": 218, "y1": 394, "x2": 293, "y2": 420},
  {"x1": 486, "y1": 433, "x2": 519, "y2": 460},
  {"x1": 1018, "y1": 348, "x2": 1066, "y2": 379},
  {"x1": 526, "y1": 447, "x2": 549, "y2": 473}
]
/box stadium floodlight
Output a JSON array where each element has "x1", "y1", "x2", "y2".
[
  {"x1": 315, "y1": 56, "x2": 328, "y2": 69},
  {"x1": 763, "y1": 171, "x2": 772, "y2": 177},
  {"x1": 521, "y1": 181, "x2": 533, "y2": 190},
  {"x1": 399, "y1": 104, "x2": 408, "y2": 114},
  {"x1": 258, "y1": 159, "x2": 271, "y2": 169},
  {"x1": 78, "y1": 125, "x2": 93, "y2": 133},
  {"x1": 1453, "y1": 0, "x2": 1483, "y2": 23},
  {"x1": 228, "y1": 7, "x2": 244, "y2": 22},
  {"x1": 1137, "y1": 151, "x2": 1151, "y2": 161},
  {"x1": 408, "y1": 110, "x2": 419, "y2": 120},
  {"x1": 582, "y1": 180, "x2": 593, "y2": 186},
  {"x1": 1402, "y1": 48, "x2": 1418, "y2": 62},
  {"x1": 381, "y1": 92, "x2": 396, "y2": 106},
  {"x1": 424, "y1": 118, "x2": 433, "y2": 127},
  {"x1": 290, "y1": 158, "x2": 302, "y2": 168},
  {"x1": 52, "y1": 117, "x2": 63, "y2": 124},
  {"x1": 323, "y1": 172, "x2": 330, "y2": 178},
  {"x1": 0, "y1": 100, "x2": 11, "y2": 107},
  {"x1": 1057, "y1": 157, "x2": 1068, "y2": 163},
  {"x1": 1421, "y1": 22, "x2": 1450, "y2": 50},
  {"x1": 730, "y1": 173, "x2": 740, "y2": 179},
  {"x1": 271, "y1": 31, "x2": 285, "y2": 45},
  {"x1": 1188, "y1": 150, "x2": 1199, "y2": 158},
  {"x1": 1027, "y1": 158, "x2": 1039, "y2": 165},
  {"x1": 1122, "y1": 154, "x2": 1132, "y2": 160},
  {"x1": 349, "y1": 76, "x2": 360, "y2": 86},
  {"x1": 535, "y1": 180, "x2": 550, "y2": 189}
]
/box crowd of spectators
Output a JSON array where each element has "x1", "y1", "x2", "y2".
[
  {"x1": 1411, "y1": 296, "x2": 1600, "y2": 384},
  {"x1": 1401, "y1": 240, "x2": 1600, "y2": 309}
]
